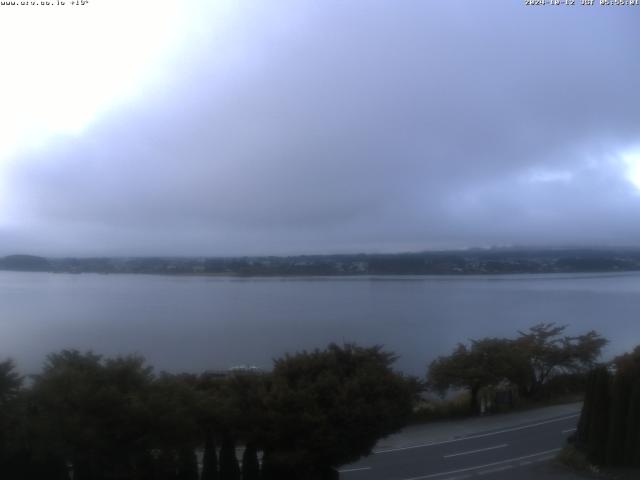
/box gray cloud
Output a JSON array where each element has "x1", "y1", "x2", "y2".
[{"x1": 3, "y1": 1, "x2": 640, "y2": 256}]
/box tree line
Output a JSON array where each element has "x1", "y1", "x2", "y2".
[
  {"x1": 0, "y1": 344, "x2": 419, "y2": 480},
  {"x1": 426, "y1": 323, "x2": 607, "y2": 413},
  {"x1": 572, "y1": 345, "x2": 640, "y2": 467},
  {"x1": 6, "y1": 248, "x2": 640, "y2": 276},
  {"x1": 0, "y1": 323, "x2": 610, "y2": 479}
]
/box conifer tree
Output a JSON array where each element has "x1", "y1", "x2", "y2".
[
  {"x1": 177, "y1": 447, "x2": 198, "y2": 480},
  {"x1": 585, "y1": 366, "x2": 610, "y2": 465},
  {"x1": 219, "y1": 435, "x2": 240, "y2": 480},
  {"x1": 241, "y1": 443, "x2": 260, "y2": 480},
  {"x1": 575, "y1": 368, "x2": 595, "y2": 450},
  {"x1": 605, "y1": 372, "x2": 632, "y2": 464},
  {"x1": 201, "y1": 433, "x2": 219, "y2": 480},
  {"x1": 624, "y1": 381, "x2": 640, "y2": 466}
]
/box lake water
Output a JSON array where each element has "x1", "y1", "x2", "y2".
[{"x1": 1, "y1": 271, "x2": 639, "y2": 376}]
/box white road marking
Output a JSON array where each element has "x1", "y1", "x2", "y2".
[
  {"x1": 338, "y1": 466, "x2": 371, "y2": 473},
  {"x1": 443, "y1": 444, "x2": 508, "y2": 459},
  {"x1": 562, "y1": 428, "x2": 577, "y2": 434},
  {"x1": 400, "y1": 448, "x2": 562, "y2": 480},
  {"x1": 375, "y1": 414, "x2": 579, "y2": 454},
  {"x1": 478, "y1": 465, "x2": 513, "y2": 475}
]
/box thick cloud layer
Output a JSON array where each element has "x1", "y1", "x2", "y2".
[{"x1": 1, "y1": 1, "x2": 640, "y2": 256}]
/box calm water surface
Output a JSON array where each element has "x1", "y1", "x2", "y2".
[{"x1": 1, "y1": 271, "x2": 639, "y2": 375}]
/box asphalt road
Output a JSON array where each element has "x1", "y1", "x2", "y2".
[{"x1": 339, "y1": 412, "x2": 582, "y2": 480}]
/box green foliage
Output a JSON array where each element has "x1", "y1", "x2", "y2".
[
  {"x1": 516, "y1": 323, "x2": 607, "y2": 397},
  {"x1": 411, "y1": 391, "x2": 471, "y2": 423},
  {"x1": 618, "y1": 347, "x2": 640, "y2": 466},
  {"x1": 0, "y1": 359, "x2": 27, "y2": 480},
  {"x1": 0, "y1": 343, "x2": 419, "y2": 478},
  {"x1": 625, "y1": 382, "x2": 640, "y2": 466},
  {"x1": 201, "y1": 432, "x2": 219, "y2": 480},
  {"x1": 584, "y1": 366, "x2": 610, "y2": 465},
  {"x1": 241, "y1": 443, "x2": 260, "y2": 480},
  {"x1": 29, "y1": 350, "x2": 157, "y2": 478},
  {"x1": 0, "y1": 359, "x2": 22, "y2": 405},
  {"x1": 219, "y1": 435, "x2": 241, "y2": 480},
  {"x1": 606, "y1": 370, "x2": 632, "y2": 464},
  {"x1": 427, "y1": 324, "x2": 607, "y2": 414},
  {"x1": 264, "y1": 343, "x2": 420, "y2": 474},
  {"x1": 533, "y1": 372, "x2": 586, "y2": 400},
  {"x1": 219, "y1": 372, "x2": 270, "y2": 443},
  {"x1": 575, "y1": 346, "x2": 640, "y2": 467},
  {"x1": 146, "y1": 373, "x2": 200, "y2": 449},
  {"x1": 428, "y1": 338, "x2": 527, "y2": 413},
  {"x1": 177, "y1": 447, "x2": 199, "y2": 480}
]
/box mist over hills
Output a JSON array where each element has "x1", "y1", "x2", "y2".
[{"x1": 3, "y1": 247, "x2": 640, "y2": 276}]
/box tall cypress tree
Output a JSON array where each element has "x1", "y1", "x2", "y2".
[
  {"x1": 575, "y1": 368, "x2": 596, "y2": 450},
  {"x1": 176, "y1": 447, "x2": 198, "y2": 480},
  {"x1": 219, "y1": 435, "x2": 240, "y2": 480},
  {"x1": 625, "y1": 381, "x2": 640, "y2": 466},
  {"x1": 241, "y1": 443, "x2": 260, "y2": 480},
  {"x1": 605, "y1": 372, "x2": 632, "y2": 465},
  {"x1": 259, "y1": 450, "x2": 274, "y2": 480},
  {"x1": 578, "y1": 358, "x2": 640, "y2": 468},
  {"x1": 201, "y1": 433, "x2": 219, "y2": 480},
  {"x1": 156, "y1": 449, "x2": 179, "y2": 480},
  {"x1": 585, "y1": 366, "x2": 610, "y2": 465}
]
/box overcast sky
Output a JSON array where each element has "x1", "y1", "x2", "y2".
[{"x1": 0, "y1": 1, "x2": 639, "y2": 256}]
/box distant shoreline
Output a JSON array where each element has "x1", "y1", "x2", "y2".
[
  {"x1": 3, "y1": 248, "x2": 640, "y2": 277},
  {"x1": 3, "y1": 270, "x2": 638, "y2": 283}
]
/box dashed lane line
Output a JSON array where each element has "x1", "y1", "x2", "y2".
[
  {"x1": 399, "y1": 448, "x2": 562, "y2": 480},
  {"x1": 477, "y1": 465, "x2": 513, "y2": 475},
  {"x1": 375, "y1": 414, "x2": 578, "y2": 454},
  {"x1": 338, "y1": 466, "x2": 372, "y2": 473},
  {"x1": 443, "y1": 444, "x2": 508, "y2": 459}
]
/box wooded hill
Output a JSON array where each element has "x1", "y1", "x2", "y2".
[{"x1": 3, "y1": 248, "x2": 640, "y2": 276}]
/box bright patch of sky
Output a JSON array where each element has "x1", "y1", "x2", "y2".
[
  {"x1": 621, "y1": 150, "x2": 640, "y2": 192},
  {"x1": 0, "y1": 0, "x2": 249, "y2": 226},
  {"x1": 1, "y1": 1, "x2": 168, "y2": 159},
  {"x1": 0, "y1": 0, "x2": 247, "y2": 163}
]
